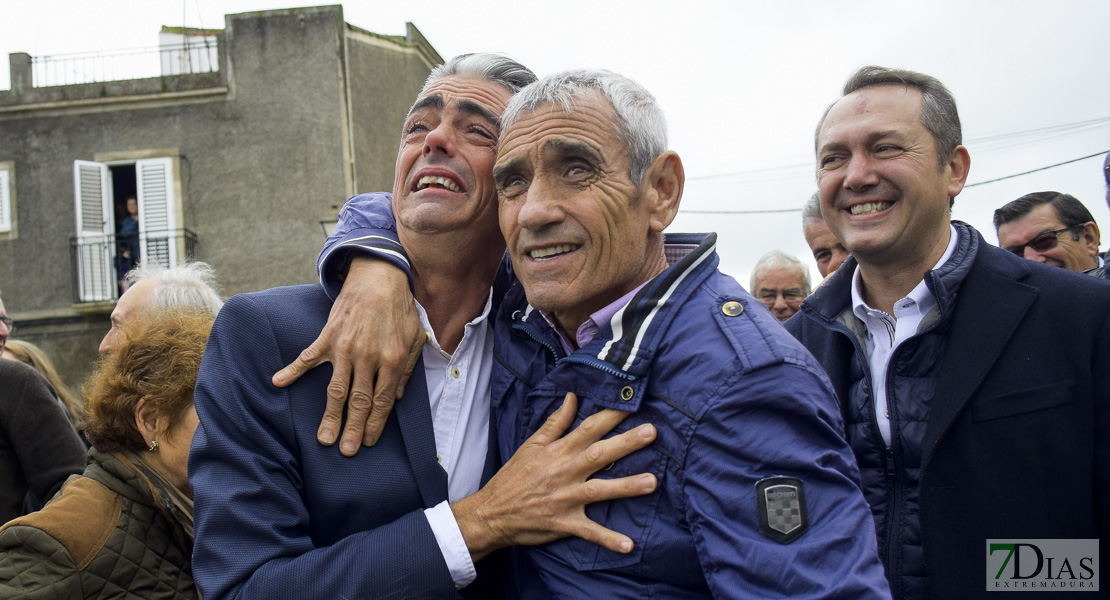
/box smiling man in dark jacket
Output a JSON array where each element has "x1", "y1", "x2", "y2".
[{"x1": 788, "y1": 65, "x2": 1110, "y2": 600}]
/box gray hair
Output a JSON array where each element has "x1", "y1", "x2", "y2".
[
  {"x1": 815, "y1": 66, "x2": 962, "y2": 169},
  {"x1": 423, "y1": 53, "x2": 537, "y2": 97},
  {"x1": 801, "y1": 192, "x2": 823, "y2": 227},
  {"x1": 500, "y1": 69, "x2": 668, "y2": 186},
  {"x1": 750, "y1": 250, "x2": 811, "y2": 296},
  {"x1": 125, "y1": 261, "x2": 223, "y2": 315}
]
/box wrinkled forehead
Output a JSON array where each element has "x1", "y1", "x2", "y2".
[
  {"x1": 409, "y1": 75, "x2": 512, "y2": 121},
  {"x1": 756, "y1": 267, "x2": 807, "y2": 287},
  {"x1": 499, "y1": 94, "x2": 623, "y2": 157}
]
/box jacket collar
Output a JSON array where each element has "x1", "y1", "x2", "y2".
[
  {"x1": 802, "y1": 221, "x2": 984, "y2": 331},
  {"x1": 507, "y1": 233, "x2": 718, "y2": 403}
]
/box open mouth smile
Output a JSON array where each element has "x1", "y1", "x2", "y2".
[
  {"x1": 849, "y1": 201, "x2": 892, "y2": 216},
  {"x1": 529, "y1": 244, "x2": 579, "y2": 260},
  {"x1": 415, "y1": 175, "x2": 463, "y2": 193}
]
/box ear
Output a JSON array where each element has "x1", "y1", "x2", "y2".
[
  {"x1": 134, "y1": 397, "x2": 161, "y2": 445},
  {"x1": 642, "y1": 151, "x2": 684, "y2": 233},
  {"x1": 1082, "y1": 221, "x2": 1101, "y2": 257},
  {"x1": 944, "y1": 145, "x2": 971, "y2": 199}
]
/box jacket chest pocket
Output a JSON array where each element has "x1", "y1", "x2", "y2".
[
  {"x1": 972, "y1": 379, "x2": 1075, "y2": 422},
  {"x1": 545, "y1": 445, "x2": 668, "y2": 572},
  {"x1": 526, "y1": 392, "x2": 670, "y2": 572}
]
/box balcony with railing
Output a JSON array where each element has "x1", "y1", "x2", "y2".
[
  {"x1": 31, "y1": 40, "x2": 219, "y2": 88},
  {"x1": 3, "y1": 31, "x2": 226, "y2": 107},
  {"x1": 69, "y1": 229, "x2": 198, "y2": 304}
]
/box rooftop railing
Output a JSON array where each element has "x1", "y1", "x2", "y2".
[{"x1": 32, "y1": 41, "x2": 218, "y2": 88}]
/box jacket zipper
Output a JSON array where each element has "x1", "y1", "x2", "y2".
[
  {"x1": 814, "y1": 312, "x2": 900, "y2": 585},
  {"x1": 883, "y1": 345, "x2": 904, "y2": 596},
  {"x1": 512, "y1": 320, "x2": 637, "y2": 381}
]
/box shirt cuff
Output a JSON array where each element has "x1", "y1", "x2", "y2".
[{"x1": 425, "y1": 501, "x2": 476, "y2": 588}]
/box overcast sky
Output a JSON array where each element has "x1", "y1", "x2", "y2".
[{"x1": 4, "y1": 0, "x2": 1108, "y2": 285}]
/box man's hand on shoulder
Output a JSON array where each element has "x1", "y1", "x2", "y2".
[
  {"x1": 452, "y1": 393, "x2": 658, "y2": 562},
  {"x1": 272, "y1": 257, "x2": 424, "y2": 455}
]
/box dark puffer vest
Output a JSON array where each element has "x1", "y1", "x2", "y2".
[{"x1": 787, "y1": 223, "x2": 977, "y2": 600}]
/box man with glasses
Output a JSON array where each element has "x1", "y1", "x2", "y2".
[
  {"x1": 750, "y1": 250, "x2": 811, "y2": 321},
  {"x1": 994, "y1": 191, "x2": 1104, "y2": 276}
]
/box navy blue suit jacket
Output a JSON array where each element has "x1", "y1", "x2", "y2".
[{"x1": 190, "y1": 284, "x2": 499, "y2": 599}]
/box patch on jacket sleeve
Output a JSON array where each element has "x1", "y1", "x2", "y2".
[{"x1": 755, "y1": 476, "x2": 808, "y2": 544}]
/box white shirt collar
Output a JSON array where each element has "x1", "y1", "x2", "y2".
[{"x1": 851, "y1": 224, "x2": 958, "y2": 324}]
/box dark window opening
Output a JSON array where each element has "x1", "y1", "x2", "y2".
[{"x1": 110, "y1": 164, "x2": 138, "y2": 293}]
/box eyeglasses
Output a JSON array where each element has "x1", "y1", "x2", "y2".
[
  {"x1": 757, "y1": 288, "x2": 806, "y2": 307},
  {"x1": 1003, "y1": 223, "x2": 1086, "y2": 256},
  {"x1": 0, "y1": 316, "x2": 12, "y2": 333}
]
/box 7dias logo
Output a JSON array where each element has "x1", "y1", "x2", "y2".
[{"x1": 987, "y1": 540, "x2": 1099, "y2": 592}]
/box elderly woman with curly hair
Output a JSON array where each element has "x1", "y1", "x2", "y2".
[{"x1": 0, "y1": 308, "x2": 213, "y2": 599}]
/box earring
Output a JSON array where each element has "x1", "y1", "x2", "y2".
[{"x1": 148, "y1": 439, "x2": 159, "y2": 452}]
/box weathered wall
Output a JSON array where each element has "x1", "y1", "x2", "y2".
[
  {"x1": 346, "y1": 29, "x2": 437, "y2": 195},
  {"x1": 0, "y1": 5, "x2": 438, "y2": 391}
]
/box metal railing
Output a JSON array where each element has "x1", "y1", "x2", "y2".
[
  {"x1": 33, "y1": 41, "x2": 218, "y2": 88},
  {"x1": 69, "y1": 229, "x2": 198, "y2": 303}
]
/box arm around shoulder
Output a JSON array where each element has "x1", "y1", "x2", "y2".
[
  {"x1": 317, "y1": 192, "x2": 408, "y2": 298},
  {"x1": 191, "y1": 292, "x2": 457, "y2": 599}
]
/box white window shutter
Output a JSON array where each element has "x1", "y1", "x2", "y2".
[
  {"x1": 73, "y1": 160, "x2": 115, "y2": 301},
  {"x1": 136, "y1": 158, "x2": 178, "y2": 268},
  {"x1": 0, "y1": 170, "x2": 10, "y2": 233}
]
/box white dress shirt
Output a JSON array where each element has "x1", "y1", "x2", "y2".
[
  {"x1": 418, "y1": 291, "x2": 494, "y2": 588},
  {"x1": 851, "y1": 225, "x2": 958, "y2": 446}
]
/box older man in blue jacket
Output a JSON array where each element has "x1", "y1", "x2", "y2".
[{"x1": 303, "y1": 70, "x2": 890, "y2": 598}]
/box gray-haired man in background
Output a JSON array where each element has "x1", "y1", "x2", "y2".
[{"x1": 99, "y1": 261, "x2": 223, "y2": 354}]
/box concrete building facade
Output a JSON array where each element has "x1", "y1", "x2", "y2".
[{"x1": 0, "y1": 5, "x2": 441, "y2": 389}]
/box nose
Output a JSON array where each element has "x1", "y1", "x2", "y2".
[
  {"x1": 515, "y1": 176, "x2": 565, "y2": 232},
  {"x1": 772, "y1": 294, "x2": 789, "y2": 312},
  {"x1": 843, "y1": 155, "x2": 879, "y2": 191},
  {"x1": 98, "y1": 332, "x2": 113, "y2": 354},
  {"x1": 423, "y1": 121, "x2": 455, "y2": 158}
]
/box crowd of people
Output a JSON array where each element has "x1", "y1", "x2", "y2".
[{"x1": 0, "y1": 53, "x2": 1107, "y2": 600}]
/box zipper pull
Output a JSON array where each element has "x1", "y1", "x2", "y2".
[{"x1": 885, "y1": 446, "x2": 895, "y2": 476}]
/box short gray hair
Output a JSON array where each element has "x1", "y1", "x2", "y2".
[
  {"x1": 501, "y1": 69, "x2": 668, "y2": 186},
  {"x1": 816, "y1": 65, "x2": 962, "y2": 168},
  {"x1": 750, "y1": 250, "x2": 811, "y2": 296},
  {"x1": 423, "y1": 53, "x2": 536, "y2": 97},
  {"x1": 801, "y1": 192, "x2": 823, "y2": 227},
  {"x1": 126, "y1": 261, "x2": 223, "y2": 314}
]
